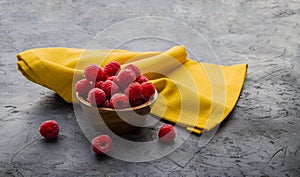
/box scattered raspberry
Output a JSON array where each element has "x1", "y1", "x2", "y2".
[
  {"x1": 101, "y1": 80, "x2": 119, "y2": 97},
  {"x1": 39, "y1": 120, "x2": 59, "y2": 139},
  {"x1": 75, "y1": 79, "x2": 93, "y2": 97},
  {"x1": 141, "y1": 82, "x2": 156, "y2": 100},
  {"x1": 87, "y1": 88, "x2": 106, "y2": 106},
  {"x1": 125, "y1": 82, "x2": 142, "y2": 101},
  {"x1": 117, "y1": 69, "x2": 136, "y2": 88},
  {"x1": 103, "y1": 100, "x2": 113, "y2": 108},
  {"x1": 84, "y1": 64, "x2": 106, "y2": 82},
  {"x1": 104, "y1": 61, "x2": 121, "y2": 76},
  {"x1": 92, "y1": 135, "x2": 112, "y2": 154},
  {"x1": 135, "y1": 75, "x2": 148, "y2": 84},
  {"x1": 110, "y1": 93, "x2": 130, "y2": 109},
  {"x1": 124, "y1": 64, "x2": 141, "y2": 77},
  {"x1": 158, "y1": 124, "x2": 176, "y2": 142},
  {"x1": 94, "y1": 81, "x2": 104, "y2": 89}
]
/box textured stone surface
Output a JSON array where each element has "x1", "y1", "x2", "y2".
[{"x1": 1, "y1": 0, "x2": 300, "y2": 176}]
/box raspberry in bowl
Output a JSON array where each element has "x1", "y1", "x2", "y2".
[{"x1": 76, "y1": 62, "x2": 158, "y2": 134}]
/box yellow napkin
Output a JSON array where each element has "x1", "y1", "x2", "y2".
[{"x1": 17, "y1": 46, "x2": 247, "y2": 134}]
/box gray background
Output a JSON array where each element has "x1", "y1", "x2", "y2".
[{"x1": 1, "y1": 0, "x2": 300, "y2": 176}]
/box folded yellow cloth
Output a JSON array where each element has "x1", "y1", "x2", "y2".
[{"x1": 17, "y1": 46, "x2": 247, "y2": 134}]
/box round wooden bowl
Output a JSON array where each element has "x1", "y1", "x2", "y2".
[{"x1": 76, "y1": 90, "x2": 158, "y2": 134}]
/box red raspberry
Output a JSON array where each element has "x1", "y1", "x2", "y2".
[
  {"x1": 135, "y1": 75, "x2": 148, "y2": 84},
  {"x1": 84, "y1": 64, "x2": 107, "y2": 82},
  {"x1": 96, "y1": 68, "x2": 107, "y2": 82},
  {"x1": 39, "y1": 120, "x2": 59, "y2": 139},
  {"x1": 125, "y1": 82, "x2": 142, "y2": 101},
  {"x1": 104, "y1": 61, "x2": 121, "y2": 76},
  {"x1": 107, "y1": 76, "x2": 119, "y2": 84},
  {"x1": 92, "y1": 135, "x2": 112, "y2": 154},
  {"x1": 94, "y1": 81, "x2": 104, "y2": 89},
  {"x1": 110, "y1": 93, "x2": 130, "y2": 109},
  {"x1": 103, "y1": 100, "x2": 113, "y2": 108},
  {"x1": 117, "y1": 69, "x2": 136, "y2": 88},
  {"x1": 75, "y1": 79, "x2": 93, "y2": 97},
  {"x1": 158, "y1": 124, "x2": 176, "y2": 142},
  {"x1": 87, "y1": 88, "x2": 106, "y2": 106},
  {"x1": 101, "y1": 80, "x2": 119, "y2": 97},
  {"x1": 124, "y1": 64, "x2": 141, "y2": 77},
  {"x1": 130, "y1": 98, "x2": 146, "y2": 107},
  {"x1": 141, "y1": 82, "x2": 156, "y2": 100}
]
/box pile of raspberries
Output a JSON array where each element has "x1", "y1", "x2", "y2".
[{"x1": 75, "y1": 61, "x2": 156, "y2": 109}]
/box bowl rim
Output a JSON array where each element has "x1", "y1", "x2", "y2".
[{"x1": 76, "y1": 89, "x2": 158, "y2": 112}]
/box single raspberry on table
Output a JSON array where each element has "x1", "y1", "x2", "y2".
[
  {"x1": 141, "y1": 82, "x2": 156, "y2": 100},
  {"x1": 84, "y1": 64, "x2": 107, "y2": 82},
  {"x1": 94, "y1": 81, "x2": 104, "y2": 89},
  {"x1": 117, "y1": 69, "x2": 136, "y2": 88},
  {"x1": 87, "y1": 88, "x2": 106, "y2": 106},
  {"x1": 124, "y1": 64, "x2": 141, "y2": 77},
  {"x1": 101, "y1": 80, "x2": 119, "y2": 97},
  {"x1": 75, "y1": 79, "x2": 93, "y2": 97},
  {"x1": 39, "y1": 120, "x2": 59, "y2": 139},
  {"x1": 158, "y1": 124, "x2": 176, "y2": 142},
  {"x1": 110, "y1": 93, "x2": 130, "y2": 109},
  {"x1": 92, "y1": 135, "x2": 112, "y2": 154},
  {"x1": 135, "y1": 75, "x2": 148, "y2": 84},
  {"x1": 125, "y1": 82, "x2": 143, "y2": 102},
  {"x1": 104, "y1": 61, "x2": 121, "y2": 76}
]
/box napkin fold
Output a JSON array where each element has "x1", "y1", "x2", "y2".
[{"x1": 17, "y1": 46, "x2": 247, "y2": 134}]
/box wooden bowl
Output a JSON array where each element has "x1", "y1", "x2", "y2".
[{"x1": 76, "y1": 90, "x2": 158, "y2": 134}]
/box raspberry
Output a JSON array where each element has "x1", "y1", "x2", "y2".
[
  {"x1": 96, "y1": 68, "x2": 107, "y2": 81},
  {"x1": 101, "y1": 80, "x2": 119, "y2": 97},
  {"x1": 104, "y1": 61, "x2": 121, "y2": 76},
  {"x1": 141, "y1": 82, "x2": 156, "y2": 100},
  {"x1": 158, "y1": 124, "x2": 176, "y2": 142},
  {"x1": 75, "y1": 79, "x2": 93, "y2": 97},
  {"x1": 125, "y1": 82, "x2": 142, "y2": 101},
  {"x1": 124, "y1": 64, "x2": 141, "y2": 77},
  {"x1": 94, "y1": 81, "x2": 104, "y2": 89},
  {"x1": 110, "y1": 93, "x2": 130, "y2": 109},
  {"x1": 107, "y1": 76, "x2": 119, "y2": 84},
  {"x1": 117, "y1": 69, "x2": 136, "y2": 88},
  {"x1": 135, "y1": 75, "x2": 148, "y2": 84},
  {"x1": 87, "y1": 88, "x2": 106, "y2": 106},
  {"x1": 103, "y1": 100, "x2": 113, "y2": 108},
  {"x1": 130, "y1": 98, "x2": 146, "y2": 107},
  {"x1": 92, "y1": 135, "x2": 112, "y2": 154},
  {"x1": 84, "y1": 64, "x2": 106, "y2": 82},
  {"x1": 39, "y1": 120, "x2": 59, "y2": 139}
]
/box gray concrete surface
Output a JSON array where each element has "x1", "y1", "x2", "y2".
[{"x1": 1, "y1": 0, "x2": 300, "y2": 176}]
